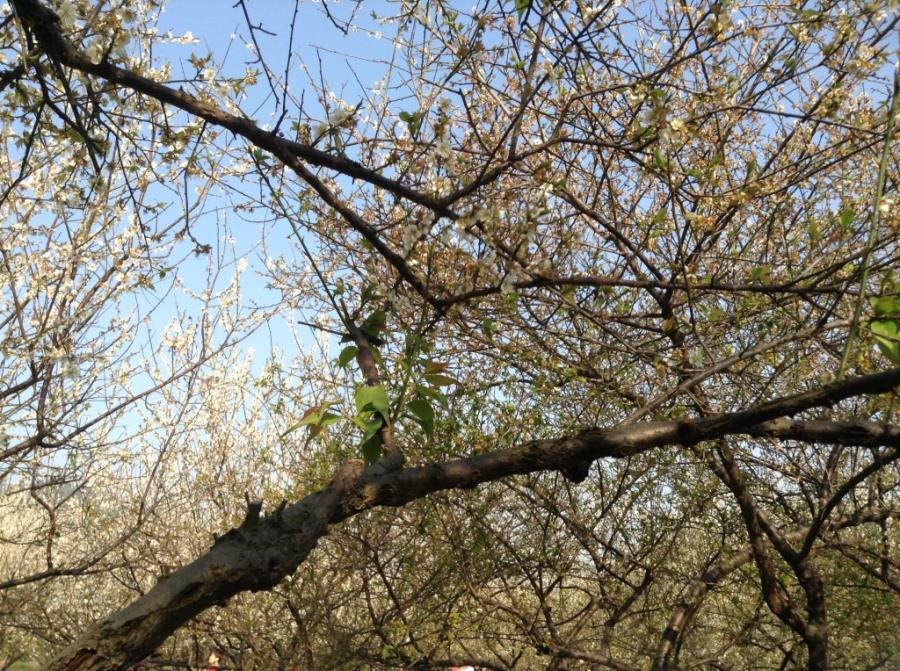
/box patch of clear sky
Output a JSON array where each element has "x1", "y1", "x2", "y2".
[{"x1": 145, "y1": 0, "x2": 400, "y2": 372}]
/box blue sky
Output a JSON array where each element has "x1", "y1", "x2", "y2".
[
  {"x1": 138, "y1": 1, "x2": 404, "y2": 372},
  {"x1": 159, "y1": 0, "x2": 396, "y2": 116}
]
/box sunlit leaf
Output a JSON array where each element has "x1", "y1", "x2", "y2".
[
  {"x1": 406, "y1": 398, "x2": 435, "y2": 439},
  {"x1": 338, "y1": 345, "x2": 358, "y2": 368},
  {"x1": 355, "y1": 384, "x2": 391, "y2": 421}
]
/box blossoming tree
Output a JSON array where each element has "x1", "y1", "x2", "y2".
[{"x1": 1, "y1": 0, "x2": 898, "y2": 669}]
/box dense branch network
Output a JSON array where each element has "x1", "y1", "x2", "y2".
[
  {"x1": 41, "y1": 369, "x2": 900, "y2": 670},
  {"x1": 2, "y1": 0, "x2": 899, "y2": 670}
]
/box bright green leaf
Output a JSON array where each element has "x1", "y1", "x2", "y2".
[
  {"x1": 871, "y1": 318, "x2": 900, "y2": 366},
  {"x1": 839, "y1": 207, "x2": 855, "y2": 228},
  {"x1": 407, "y1": 398, "x2": 435, "y2": 439},
  {"x1": 870, "y1": 294, "x2": 900, "y2": 318},
  {"x1": 338, "y1": 345, "x2": 358, "y2": 368},
  {"x1": 399, "y1": 110, "x2": 423, "y2": 136},
  {"x1": 425, "y1": 373, "x2": 457, "y2": 387},
  {"x1": 355, "y1": 384, "x2": 391, "y2": 420},
  {"x1": 281, "y1": 401, "x2": 341, "y2": 438}
]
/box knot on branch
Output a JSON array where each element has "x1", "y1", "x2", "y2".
[
  {"x1": 676, "y1": 418, "x2": 703, "y2": 444},
  {"x1": 271, "y1": 499, "x2": 288, "y2": 526},
  {"x1": 560, "y1": 458, "x2": 593, "y2": 483},
  {"x1": 333, "y1": 458, "x2": 366, "y2": 489},
  {"x1": 242, "y1": 493, "x2": 263, "y2": 528}
]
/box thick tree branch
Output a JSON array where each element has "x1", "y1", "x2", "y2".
[
  {"x1": 9, "y1": 0, "x2": 442, "y2": 211},
  {"x1": 436, "y1": 273, "x2": 851, "y2": 309},
  {"x1": 43, "y1": 461, "x2": 364, "y2": 671},
  {"x1": 40, "y1": 369, "x2": 900, "y2": 670}
]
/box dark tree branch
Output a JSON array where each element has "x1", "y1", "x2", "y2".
[
  {"x1": 38, "y1": 368, "x2": 900, "y2": 670},
  {"x1": 10, "y1": 0, "x2": 442, "y2": 210}
]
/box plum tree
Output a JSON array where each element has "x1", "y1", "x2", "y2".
[{"x1": 1, "y1": 0, "x2": 898, "y2": 669}]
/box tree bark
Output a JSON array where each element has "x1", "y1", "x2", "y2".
[
  {"x1": 37, "y1": 369, "x2": 900, "y2": 670},
  {"x1": 10, "y1": 5, "x2": 900, "y2": 670}
]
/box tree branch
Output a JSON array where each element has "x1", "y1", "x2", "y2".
[
  {"x1": 9, "y1": 0, "x2": 442, "y2": 211},
  {"x1": 40, "y1": 368, "x2": 900, "y2": 670}
]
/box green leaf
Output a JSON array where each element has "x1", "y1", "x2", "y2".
[
  {"x1": 405, "y1": 333, "x2": 427, "y2": 357},
  {"x1": 416, "y1": 383, "x2": 448, "y2": 408},
  {"x1": 870, "y1": 294, "x2": 900, "y2": 317},
  {"x1": 423, "y1": 360, "x2": 449, "y2": 374},
  {"x1": 406, "y1": 399, "x2": 435, "y2": 439},
  {"x1": 839, "y1": 207, "x2": 855, "y2": 228},
  {"x1": 745, "y1": 157, "x2": 758, "y2": 177},
  {"x1": 281, "y1": 401, "x2": 341, "y2": 438},
  {"x1": 352, "y1": 414, "x2": 383, "y2": 443},
  {"x1": 370, "y1": 345, "x2": 384, "y2": 367},
  {"x1": 355, "y1": 384, "x2": 391, "y2": 420},
  {"x1": 424, "y1": 373, "x2": 457, "y2": 387},
  {"x1": 652, "y1": 147, "x2": 669, "y2": 172},
  {"x1": 866, "y1": 282, "x2": 900, "y2": 365},
  {"x1": 281, "y1": 420, "x2": 309, "y2": 438},
  {"x1": 318, "y1": 412, "x2": 341, "y2": 427},
  {"x1": 870, "y1": 318, "x2": 900, "y2": 365},
  {"x1": 361, "y1": 309, "x2": 387, "y2": 339},
  {"x1": 750, "y1": 265, "x2": 770, "y2": 282},
  {"x1": 64, "y1": 127, "x2": 85, "y2": 143},
  {"x1": 807, "y1": 220, "x2": 821, "y2": 242},
  {"x1": 515, "y1": 0, "x2": 531, "y2": 18},
  {"x1": 337, "y1": 345, "x2": 358, "y2": 368},
  {"x1": 361, "y1": 433, "x2": 383, "y2": 464},
  {"x1": 399, "y1": 110, "x2": 423, "y2": 137}
]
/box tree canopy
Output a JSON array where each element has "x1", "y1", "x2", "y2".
[{"x1": 1, "y1": 0, "x2": 899, "y2": 669}]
